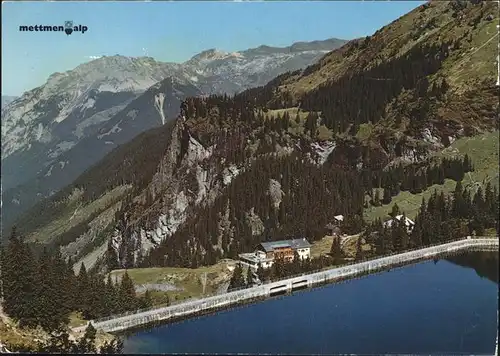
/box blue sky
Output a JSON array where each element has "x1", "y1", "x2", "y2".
[{"x1": 2, "y1": 1, "x2": 424, "y2": 96}]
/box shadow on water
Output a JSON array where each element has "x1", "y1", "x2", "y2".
[
  {"x1": 119, "y1": 250, "x2": 499, "y2": 338},
  {"x1": 444, "y1": 251, "x2": 499, "y2": 284},
  {"x1": 122, "y1": 249, "x2": 499, "y2": 355}
]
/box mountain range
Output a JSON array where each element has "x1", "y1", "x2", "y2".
[
  {"x1": 4, "y1": 1, "x2": 499, "y2": 274},
  {"x1": 1, "y1": 38, "x2": 346, "y2": 230}
]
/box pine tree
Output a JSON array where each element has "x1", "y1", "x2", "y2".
[
  {"x1": 39, "y1": 330, "x2": 73, "y2": 353},
  {"x1": 246, "y1": 267, "x2": 254, "y2": 287},
  {"x1": 141, "y1": 290, "x2": 153, "y2": 309},
  {"x1": 64, "y1": 257, "x2": 77, "y2": 313},
  {"x1": 105, "y1": 239, "x2": 119, "y2": 271},
  {"x1": 484, "y1": 182, "x2": 496, "y2": 226},
  {"x1": 470, "y1": 215, "x2": 485, "y2": 236},
  {"x1": 256, "y1": 263, "x2": 265, "y2": 283},
  {"x1": 0, "y1": 247, "x2": 4, "y2": 301},
  {"x1": 228, "y1": 263, "x2": 245, "y2": 291},
  {"x1": 373, "y1": 189, "x2": 381, "y2": 206},
  {"x1": 401, "y1": 222, "x2": 410, "y2": 251},
  {"x1": 452, "y1": 180, "x2": 466, "y2": 218},
  {"x1": 5, "y1": 230, "x2": 40, "y2": 328},
  {"x1": 292, "y1": 250, "x2": 301, "y2": 274},
  {"x1": 392, "y1": 214, "x2": 409, "y2": 252},
  {"x1": 35, "y1": 248, "x2": 59, "y2": 331},
  {"x1": 382, "y1": 188, "x2": 392, "y2": 205},
  {"x1": 374, "y1": 228, "x2": 386, "y2": 255},
  {"x1": 75, "y1": 323, "x2": 97, "y2": 353},
  {"x1": 99, "y1": 338, "x2": 124, "y2": 354},
  {"x1": 118, "y1": 271, "x2": 138, "y2": 313},
  {"x1": 76, "y1": 263, "x2": 90, "y2": 314},
  {"x1": 389, "y1": 203, "x2": 400, "y2": 218},
  {"x1": 86, "y1": 272, "x2": 106, "y2": 319},
  {"x1": 272, "y1": 257, "x2": 286, "y2": 278},
  {"x1": 1, "y1": 227, "x2": 24, "y2": 319},
  {"x1": 330, "y1": 237, "x2": 344, "y2": 265},
  {"x1": 355, "y1": 238, "x2": 364, "y2": 261},
  {"x1": 383, "y1": 226, "x2": 394, "y2": 254},
  {"x1": 104, "y1": 274, "x2": 118, "y2": 315},
  {"x1": 493, "y1": 185, "x2": 499, "y2": 227},
  {"x1": 51, "y1": 249, "x2": 72, "y2": 328},
  {"x1": 463, "y1": 154, "x2": 472, "y2": 172}
]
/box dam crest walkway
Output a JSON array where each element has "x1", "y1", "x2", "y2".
[{"x1": 74, "y1": 237, "x2": 498, "y2": 334}]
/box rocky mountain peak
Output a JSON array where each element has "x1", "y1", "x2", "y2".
[
  {"x1": 186, "y1": 49, "x2": 236, "y2": 64},
  {"x1": 1, "y1": 37, "x2": 347, "y2": 230}
]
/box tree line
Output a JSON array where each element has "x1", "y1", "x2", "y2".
[
  {"x1": 35, "y1": 322, "x2": 123, "y2": 354},
  {"x1": 134, "y1": 141, "x2": 474, "y2": 270},
  {"x1": 227, "y1": 180, "x2": 498, "y2": 287},
  {"x1": 0, "y1": 228, "x2": 151, "y2": 334},
  {"x1": 139, "y1": 151, "x2": 365, "y2": 269},
  {"x1": 297, "y1": 42, "x2": 449, "y2": 136},
  {"x1": 366, "y1": 155, "x2": 474, "y2": 206},
  {"x1": 365, "y1": 181, "x2": 499, "y2": 255}
]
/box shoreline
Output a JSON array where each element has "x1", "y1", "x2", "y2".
[{"x1": 82, "y1": 239, "x2": 498, "y2": 335}]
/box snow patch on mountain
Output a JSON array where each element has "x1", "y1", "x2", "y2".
[
  {"x1": 154, "y1": 93, "x2": 166, "y2": 125},
  {"x1": 1, "y1": 55, "x2": 178, "y2": 159}
]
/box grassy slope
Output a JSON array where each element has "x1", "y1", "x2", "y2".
[
  {"x1": 109, "y1": 261, "x2": 236, "y2": 305},
  {"x1": 20, "y1": 2, "x2": 497, "y2": 245},
  {"x1": 364, "y1": 131, "x2": 499, "y2": 222},
  {"x1": 277, "y1": 2, "x2": 498, "y2": 100},
  {"x1": 109, "y1": 232, "x2": 367, "y2": 306},
  {"x1": 106, "y1": 131, "x2": 498, "y2": 307},
  {"x1": 28, "y1": 185, "x2": 131, "y2": 243}
]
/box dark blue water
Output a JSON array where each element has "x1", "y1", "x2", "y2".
[{"x1": 122, "y1": 253, "x2": 498, "y2": 355}]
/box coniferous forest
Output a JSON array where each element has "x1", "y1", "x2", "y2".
[
  {"x1": 226, "y1": 181, "x2": 499, "y2": 288},
  {"x1": 133, "y1": 91, "x2": 478, "y2": 269},
  {"x1": 0, "y1": 228, "x2": 152, "y2": 352},
  {"x1": 1, "y1": 2, "x2": 498, "y2": 353}
]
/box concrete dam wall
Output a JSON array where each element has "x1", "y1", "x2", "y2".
[{"x1": 74, "y1": 237, "x2": 498, "y2": 334}]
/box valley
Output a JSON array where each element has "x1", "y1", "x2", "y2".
[
  {"x1": 1, "y1": 0, "x2": 499, "y2": 354},
  {"x1": 1, "y1": 38, "x2": 346, "y2": 233},
  {"x1": 5, "y1": 1, "x2": 497, "y2": 275}
]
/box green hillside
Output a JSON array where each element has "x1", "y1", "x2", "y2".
[{"x1": 364, "y1": 130, "x2": 499, "y2": 222}]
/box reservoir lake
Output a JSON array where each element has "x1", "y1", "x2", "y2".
[{"x1": 122, "y1": 251, "x2": 498, "y2": 355}]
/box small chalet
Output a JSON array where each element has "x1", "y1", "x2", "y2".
[
  {"x1": 238, "y1": 238, "x2": 311, "y2": 269},
  {"x1": 383, "y1": 215, "x2": 415, "y2": 233}
]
